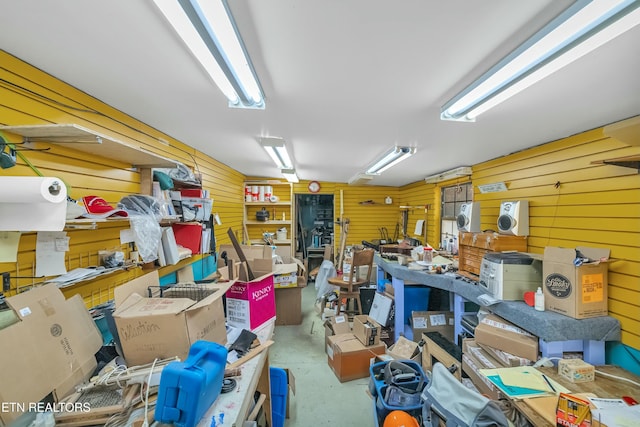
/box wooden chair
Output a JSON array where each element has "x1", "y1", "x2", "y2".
[{"x1": 328, "y1": 248, "x2": 375, "y2": 317}]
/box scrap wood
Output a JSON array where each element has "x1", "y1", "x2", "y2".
[{"x1": 227, "y1": 339, "x2": 274, "y2": 369}]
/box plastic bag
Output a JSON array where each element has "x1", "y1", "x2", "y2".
[
  {"x1": 315, "y1": 260, "x2": 338, "y2": 299},
  {"x1": 118, "y1": 195, "x2": 163, "y2": 263}
]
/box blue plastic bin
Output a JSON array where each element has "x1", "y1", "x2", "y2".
[
  {"x1": 403, "y1": 286, "x2": 431, "y2": 323},
  {"x1": 270, "y1": 367, "x2": 288, "y2": 427}
]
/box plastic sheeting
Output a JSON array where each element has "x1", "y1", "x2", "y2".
[{"x1": 315, "y1": 260, "x2": 338, "y2": 299}]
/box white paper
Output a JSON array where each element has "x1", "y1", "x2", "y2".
[
  {"x1": 414, "y1": 219, "x2": 424, "y2": 235},
  {"x1": 36, "y1": 231, "x2": 68, "y2": 277},
  {"x1": 429, "y1": 313, "x2": 447, "y2": 326},
  {"x1": 0, "y1": 231, "x2": 21, "y2": 262},
  {"x1": 120, "y1": 228, "x2": 136, "y2": 244}
]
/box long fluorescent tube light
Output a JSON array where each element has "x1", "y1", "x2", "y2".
[
  {"x1": 260, "y1": 137, "x2": 293, "y2": 169},
  {"x1": 152, "y1": 0, "x2": 264, "y2": 109},
  {"x1": 366, "y1": 146, "x2": 416, "y2": 175},
  {"x1": 280, "y1": 168, "x2": 299, "y2": 183},
  {"x1": 441, "y1": 0, "x2": 640, "y2": 122}
]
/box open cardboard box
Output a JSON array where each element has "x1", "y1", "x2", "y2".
[
  {"x1": 113, "y1": 270, "x2": 232, "y2": 366},
  {"x1": 0, "y1": 285, "x2": 102, "y2": 425}
]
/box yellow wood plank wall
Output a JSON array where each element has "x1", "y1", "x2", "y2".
[
  {"x1": 472, "y1": 128, "x2": 640, "y2": 350},
  {"x1": 0, "y1": 50, "x2": 245, "y2": 307},
  {"x1": 292, "y1": 181, "x2": 401, "y2": 251}
]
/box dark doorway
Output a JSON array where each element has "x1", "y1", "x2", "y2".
[{"x1": 295, "y1": 194, "x2": 334, "y2": 272}]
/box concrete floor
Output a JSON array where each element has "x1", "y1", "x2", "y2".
[{"x1": 269, "y1": 282, "x2": 375, "y2": 426}]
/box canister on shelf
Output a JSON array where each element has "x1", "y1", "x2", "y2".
[{"x1": 423, "y1": 247, "x2": 433, "y2": 264}]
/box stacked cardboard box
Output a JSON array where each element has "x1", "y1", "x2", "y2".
[{"x1": 461, "y1": 313, "x2": 538, "y2": 398}]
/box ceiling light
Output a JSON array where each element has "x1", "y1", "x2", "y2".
[
  {"x1": 347, "y1": 173, "x2": 375, "y2": 186},
  {"x1": 365, "y1": 146, "x2": 416, "y2": 175},
  {"x1": 152, "y1": 0, "x2": 264, "y2": 109},
  {"x1": 424, "y1": 167, "x2": 472, "y2": 184},
  {"x1": 441, "y1": 0, "x2": 640, "y2": 122},
  {"x1": 260, "y1": 137, "x2": 293, "y2": 169},
  {"x1": 280, "y1": 168, "x2": 299, "y2": 183}
]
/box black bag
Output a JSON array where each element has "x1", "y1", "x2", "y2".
[{"x1": 256, "y1": 207, "x2": 270, "y2": 221}]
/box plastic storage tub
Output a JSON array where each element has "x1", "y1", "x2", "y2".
[
  {"x1": 369, "y1": 359, "x2": 427, "y2": 425},
  {"x1": 403, "y1": 286, "x2": 431, "y2": 324},
  {"x1": 270, "y1": 367, "x2": 288, "y2": 427}
]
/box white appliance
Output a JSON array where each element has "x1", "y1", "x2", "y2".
[
  {"x1": 497, "y1": 200, "x2": 529, "y2": 236},
  {"x1": 456, "y1": 201, "x2": 480, "y2": 232},
  {"x1": 479, "y1": 252, "x2": 542, "y2": 300}
]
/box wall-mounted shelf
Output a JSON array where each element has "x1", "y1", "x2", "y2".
[
  {"x1": 0, "y1": 123, "x2": 178, "y2": 168},
  {"x1": 591, "y1": 154, "x2": 640, "y2": 171}
]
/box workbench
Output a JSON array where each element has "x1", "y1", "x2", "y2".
[{"x1": 375, "y1": 255, "x2": 621, "y2": 365}]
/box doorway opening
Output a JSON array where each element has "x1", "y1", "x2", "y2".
[{"x1": 295, "y1": 194, "x2": 334, "y2": 274}]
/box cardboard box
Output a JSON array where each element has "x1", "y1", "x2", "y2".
[
  {"x1": 113, "y1": 271, "x2": 231, "y2": 365},
  {"x1": 226, "y1": 273, "x2": 276, "y2": 331},
  {"x1": 558, "y1": 359, "x2": 595, "y2": 383},
  {"x1": 275, "y1": 286, "x2": 303, "y2": 326},
  {"x1": 411, "y1": 311, "x2": 454, "y2": 342},
  {"x1": 369, "y1": 292, "x2": 394, "y2": 327},
  {"x1": 0, "y1": 285, "x2": 102, "y2": 424},
  {"x1": 353, "y1": 315, "x2": 381, "y2": 346},
  {"x1": 462, "y1": 354, "x2": 501, "y2": 400},
  {"x1": 387, "y1": 335, "x2": 421, "y2": 363},
  {"x1": 324, "y1": 315, "x2": 350, "y2": 353},
  {"x1": 326, "y1": 333, "x2": 386, "y2": 382},
  {"x1": 219, "y1": 244, "x2": 307, "y2": 288},
  {"x1": 473, "y1": 314, "x2": 539, "y2": 361},
  {"x1": 543, "y1": 246, "x2": 609, "y2": 319}
]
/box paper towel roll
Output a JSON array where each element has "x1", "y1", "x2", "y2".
[
  {"x1": 0, "y1": 177, "x2": 67, "y2": 203},
  {"x1": 0, "y1": 177, "x2": 68, "y2": 231}
]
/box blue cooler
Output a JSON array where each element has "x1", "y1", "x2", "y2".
[{"x1": 155, "y1": 341, "x2": 228, "y2": 427}]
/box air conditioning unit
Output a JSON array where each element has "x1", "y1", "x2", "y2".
[
  {"x1": 497, "y1": 200, "x2": 529, "y2": 236},
  {"x1": 456, "y1": 202, "x2": 481, "y2": 232}
]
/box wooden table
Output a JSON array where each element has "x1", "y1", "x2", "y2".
[
  {"x1": 513, "y1": 365, "x2": 640, "y2": 427},
  {"x1": 195, "y1": 320, "x2": 275, "y2": 427}
]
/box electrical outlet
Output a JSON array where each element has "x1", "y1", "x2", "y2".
[{"x1": 2, "y1": 272, "x2": 10, "y2": 292}]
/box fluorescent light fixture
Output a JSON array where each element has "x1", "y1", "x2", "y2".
[
  {"x1": 280, "y1": 168, "x2": 299, "y2": 183},
  {"x1": 424, "y1": 166, "x2": 472, "y2": 184},
  {"x1": 365, "y1": 146, "x2": 416, "y2": 175},
  {"x1": 441, "y1": 0, "x2": 640, "y2": 122},
  {"x1": 152, "y1": 0, "x2": 264, "y2": 109},
  {"x1": 260, "y1": 137, "x2": 293, "y2": 169}
]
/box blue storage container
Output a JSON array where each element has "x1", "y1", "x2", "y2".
[
  {"x1": 270, "y1": 367, "x2": 288, "y2": 427},
  {"x1": 403, "y1": 286, "x2": 431, "y2": 324},
  {"x1": 369, "y1": 359, "x2": 427, "y2": 426},
  {"x1": 155, "y1": 340, "x2": 228, "y2": 427}
]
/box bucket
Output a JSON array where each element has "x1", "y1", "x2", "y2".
[{"x1": 276, "y1": 228, "x2": 287, "y2": 241}]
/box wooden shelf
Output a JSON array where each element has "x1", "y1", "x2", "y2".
[
  {"x1": 244, "y1": 202, "x2": 291, "y2": 206},
  {"x1": 245, "y1": 220, "x2": 290, "y2": 225},
  {"x1": 591, "y1": 154, "x2": 640, "y2": 170},
  {"x1": 0, "y1": 123, "x2": 178, "y2": 168}
]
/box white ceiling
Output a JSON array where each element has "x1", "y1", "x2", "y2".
[{"x1": 1, "y1": 1, "x2": 639, "y2": 186}]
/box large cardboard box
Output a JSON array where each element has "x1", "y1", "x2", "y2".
[
  {"x1": 473, "y1": 314, "x2": 539, "y2": 361},
  {"x1": 226, "y1": 273, "x2": 276, "y2": 331},
  {"x1": 0, "y1": 285, "x2": 102, "y2": 425},
  {"x1": 411, "y1": 311, "x2": 454, "y2": 342},
  {"x1": 324, "y1": 315, "x2": 351, "y2": 353},
  {"x1": 113, "y1": 271, "x2": 231, "y2": 366},
  {"x1": 275, "y1": 285, "x2": 304, "y2": 326},
  {"x1": 353, "y1": 315, "x2": 381, "y2": 346},
  {"x1": 326, "y1": 333, "x2": 386, "y2": 382},
  {"x1": 543, "y1": 246, "x2": 610, "y2": 319},
  {"x1": 219, "y1": 244, "x2": 307, "y2": 288}
]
